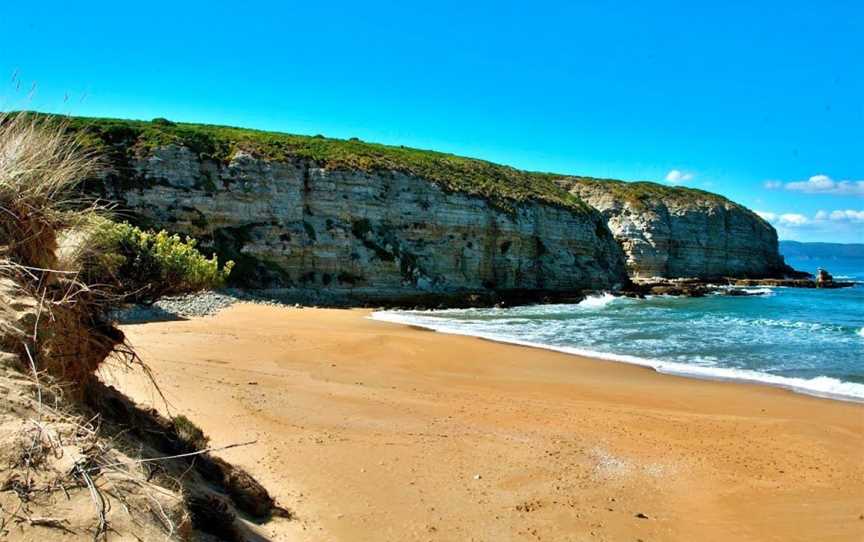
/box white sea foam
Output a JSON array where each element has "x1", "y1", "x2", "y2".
[
  {"x1": 370, "y1": 310, "x2": 864, "y2": 403},
  {"x1": 577, "y1": 293, "x2": 619, "y2": 309},
  {"x1": 711, "y1": 286, "x2": 775, "y2": 297},
  {"x1": 738, "y1": 287, "x2": 775, "y2": 296}
]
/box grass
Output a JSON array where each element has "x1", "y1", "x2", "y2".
[
  {"x1": 562, "y1": 177, "x2": 737, "y2": 208},
  {"x1": 21, "y1": 112, "x2": 597, "y2": 213},
  {"x1": 562, "y1": 177, "x2": 773, "y2": 227},
  {"x1": 0, "y1": 112, "x2": 101, "y2": 269},
  {"x1": 13, "y1": 111, "x2": 741, "y2": 216}
]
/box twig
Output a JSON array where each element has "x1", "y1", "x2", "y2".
[
  {"x1": 14, "y1": 264, "x2": 80, "y2": 275},
  {"x1": 22, "y1": 344, "x2": 41, "y2": 413},
  {"x1": 88, "y1": 440, "x2": 257, "y2": 473},
  {"x1": 26, "y1": 516, "x2": 75, "y2": 534},
  {"x1": 33, "y1": 287, "x2": 46, "y2": 344},
  {"x1": 75, "y1": 462, "x2": 109, "y2": 541},
  {"x1": 28, "y1": 420, "x2": 62, "y2": 459},
  {"x1": 146, "y1": 494, "x2": 175, "y2": 537},
  {"x1": 4, "y1": 507, "x2": 76, "y2": 534}
]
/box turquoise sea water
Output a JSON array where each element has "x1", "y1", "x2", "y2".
[{"x1": 373, "y1": 257, "x2": 864, "y2": 402}]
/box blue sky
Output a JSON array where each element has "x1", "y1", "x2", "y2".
[{"x1": 2, "y1": 1, "x2": 861, "y2": 242}]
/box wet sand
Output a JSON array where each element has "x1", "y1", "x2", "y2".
[{"x1": 106, "y1": 303, "x2": 864, "y2": 541}]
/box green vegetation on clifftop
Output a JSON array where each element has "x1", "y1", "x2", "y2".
[
  {"x1": 19, "y1": 112, "x2": 747, "y2": 217},
  {"x1": 561, "y1": 177, "x2": 739, "y2": 207},
  {"x1": 48, "y1": 113, "x2": 591, "y2": 214}
]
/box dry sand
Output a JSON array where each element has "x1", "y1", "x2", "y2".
[{"x1": 105, "y1": 303, "x2": 864, "y2": 541}]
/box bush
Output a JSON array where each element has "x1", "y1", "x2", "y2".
[
  {"x1": 85, "y1": 219, "x2": 233, "y2": 302},
  {"x1": 151, "y1": 117, "x2": 176, "y2": 126}
]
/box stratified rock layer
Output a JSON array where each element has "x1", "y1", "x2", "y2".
[
  {"x1": 67, "y1": 113, "x2": 792, "y2": 296},
  {"x1": 561, "y1": 179, "x2": 789, "y2": 279},
  {"x1": 94, "y1": 146, "x2": 628, "y2": 303}
]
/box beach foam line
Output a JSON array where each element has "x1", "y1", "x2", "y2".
[{"x1": 370, "y1": 311, "x2": 864, "y2": 403}]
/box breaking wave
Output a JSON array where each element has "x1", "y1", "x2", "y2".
[{"x1": 577, "y1": 293, "x2": 619, "y2": 309}]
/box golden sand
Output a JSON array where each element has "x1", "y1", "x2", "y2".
[{"x1": 107, "y1": 303, "x2": 864, "y2": 541}]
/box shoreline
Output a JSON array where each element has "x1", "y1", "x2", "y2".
[
  {"x1": 110, "y1": 303, "x2": 864, "y2": 541},
  {"x1": 369, "y1": 309, "x2": 864, "y2": 404}
]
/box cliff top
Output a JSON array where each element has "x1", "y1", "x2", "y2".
[
  {"x1": 23, "y1": 112, "x2": 736, "y2": 214},
  {"x1": 51, "y1": 114, "x2": 593, "y2": 214},
  {"x1": 561, "y1": 177, "x2": 743, "y2": 210}
]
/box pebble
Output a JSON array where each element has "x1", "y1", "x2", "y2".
[{"x1": 110, "y1": 289, "x2": 308, "y2": 323}]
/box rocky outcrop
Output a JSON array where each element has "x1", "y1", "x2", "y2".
[
  {"x1": 731, "y1": 275, "x2": 854, "y2": 289},
  {"x1": 560, "y1": 179, "x2": 790, "y2": 280},
  {"x1": 92, "y1": 146, "x2": 629, "y2": 304}
]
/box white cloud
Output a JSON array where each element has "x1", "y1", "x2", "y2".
[
  {"x1": 759, "y1": 208, "x2": 864, "y2": 242},
  {"x1": 778, "y1": 213, "x2": 809, "y2": 226},
  {"x1": 665, "y1": 169, "x2": 694, "y2": 183},
  {"x1": 773, "y1": 174, "x2": 864, "y2": 196},
  {"x1": 758, "y1": 210, "x2": 809, "y2": 226},
  {"x1": 756, "y1": 211, "x2": 809, "y2": 226},
  {"x1": 758, "y1": 209, "x2": 864, "y2": 227},
  {"x1": 827, "y1": 209, "x2": 864, "y2": 222}
]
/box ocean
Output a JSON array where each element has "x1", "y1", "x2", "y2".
[{"x1": 372, "y1": 256, "x2": 864, "y2": 402}]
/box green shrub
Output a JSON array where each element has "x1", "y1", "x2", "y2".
[
  {"x1": 151, "y1": 117, "x2": 176, "y2": 126},
  {"x1": 85, "y1": 219, "x2": 234, "y2": 302}
]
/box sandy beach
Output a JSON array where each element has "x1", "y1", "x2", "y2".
[{"x1": 105, "y1": 303, "x2": 864, "y2": 541}]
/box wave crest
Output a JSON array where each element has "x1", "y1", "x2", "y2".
[
  {"x1": 737, "y1": 287, "x2": 775, "y2": 296},
  {"x1": 578, "y1": 293, "x2": 619, "y2": 309}
]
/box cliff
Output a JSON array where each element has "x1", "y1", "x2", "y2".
[
  {"x1": 560, "y1": 178, "x2": 790, "y2": 279},
  {"x1": 45, "y1": 114, "x2": 789, "y2": 299},
  {"x1": 68, "y1": 116, "x2": 628, "y2": 304}
]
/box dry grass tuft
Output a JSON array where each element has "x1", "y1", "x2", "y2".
[
  {"x1": 0, "y1": 112, "x2": 123, "y2": 393},
  {"x1": 0, "y1": 112, "x2": 101, "y2": 271}
]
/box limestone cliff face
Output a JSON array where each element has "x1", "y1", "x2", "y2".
[
  {"x1": 561, "y1": 179, "x2": 788, "y2": 279},
  {"x1": 70, "y1": 113, "x2": 790, "y2": 296},
  {"x1": 94, "y1": 146, "x2": 628, "y2": 303}
]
